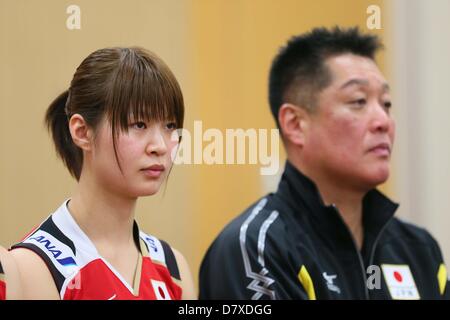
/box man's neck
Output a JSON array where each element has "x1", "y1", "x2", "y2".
[
  {"x1": 290, "y1": 158, "x2": 366, "y2": 250},
  {"x1": 320, "y1": 186, "x2": 365, "y2": 250}
]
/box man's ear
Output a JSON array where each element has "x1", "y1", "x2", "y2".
[
  {"x1": 69, "y1": 114, "x2": 93, "y2": 151},
  {"x1": 278, "y1": 103, "x2": 310, "y2": 147}
]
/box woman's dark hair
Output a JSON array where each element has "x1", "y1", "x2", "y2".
[{"x1": 45, "y1": 47, "x2": 184, "y2": 180}]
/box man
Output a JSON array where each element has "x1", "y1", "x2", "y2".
[{"x1": 199, "y1": 27, "x2": 449, "y2": 299}]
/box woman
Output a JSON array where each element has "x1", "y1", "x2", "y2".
[
  {"x1": 0, "y1": 245, "x2": 22, "y2": 300},
  {"x1": 10, "y1": 47, "x2": 195, "y2": 300}
]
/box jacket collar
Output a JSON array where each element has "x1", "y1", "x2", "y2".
[{"x1": 277, "y1": 161, "x2": 399, "y2": 250}]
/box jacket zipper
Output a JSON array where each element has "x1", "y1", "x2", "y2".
[
  {"x1": 368, "y1": 217, "x2": 394, "y2": 270},
  {"x1": 330, "y1": 204, "x2": 370, "y2": 299},
  {"x1": 331, "y1": 205, "x2": 395, "y2": 299}
]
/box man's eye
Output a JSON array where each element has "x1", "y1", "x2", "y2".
[
  {"x1": 351, "y1": 98, "x2": 367, "y2": 106},
  {"x1": 166, "y1": 122, "x2": 177, "y2": 130},
  {"x1": 384, "y1": 101, "x2": 392, "y2": 109},
  {"x1": 132, "y1": 122, "x2": 147, "y2": 129}
]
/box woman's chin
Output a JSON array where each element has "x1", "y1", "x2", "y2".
[
  {"x1": 138, "y1": 188, "x2": 160, "y2": 197},
  {"x1": 125, "y1": 185, "x2": 162, "y2": 198}
]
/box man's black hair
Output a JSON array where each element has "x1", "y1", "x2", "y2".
[{"x1": 269, "y1": 26, "x2": 383, "y2": 127}]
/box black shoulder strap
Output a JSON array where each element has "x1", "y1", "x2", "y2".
[
  {"x1": 10, "y1": 216, "x2": 76, "y2": 293},
  {"x1": 160, "y1": 240, "x2": 181, "y2": 281},
  {"x1": 11, "y1": 242, "x2": 66, "y2": 292}
]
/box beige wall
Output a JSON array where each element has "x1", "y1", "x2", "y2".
[
  {"x1": 0, "y1": 0, "x2": 193, "y2": 268},
  {"x1": 186, "y1": 0, "x2": 388, "y2": 285},
  {"x1": 1, "y1": 0, "x2": 387, "y2": 288},
  {"x1": 388, "y1": 0, "x2": 450, "y2": 264}
]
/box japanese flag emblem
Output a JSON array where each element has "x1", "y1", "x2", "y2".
[
  {"x1": 381, "y1": 264, "x2": 420, "y2": 300},
  {"x1": 151, "y1": 279, "x2": 172, "y2": 300}
]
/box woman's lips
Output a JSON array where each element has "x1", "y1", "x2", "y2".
[{"x1": 141, "y1": 165, "x2": 165, "y2": 178}]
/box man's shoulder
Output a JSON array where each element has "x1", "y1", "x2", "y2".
[
  {"x1": 212, "y1": 195, "x2": 290, "y2": 250},
  {"x1": 385, "y1": 217, "x2": 440, "y2": 248}
]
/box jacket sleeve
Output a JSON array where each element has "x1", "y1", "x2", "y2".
[
  {"x1": 440, "y1": 268, "x2": 450, "y2": 300},
  {"x1": 199, "y1": 209, "x2": 309, "y2": 300},
  {"x1": 428, "y1": 233, "x2": 450, "y2": 299}
]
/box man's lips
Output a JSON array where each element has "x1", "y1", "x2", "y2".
[{"x1": 368, "y1": 143, "x2": 391, "y2": 157}]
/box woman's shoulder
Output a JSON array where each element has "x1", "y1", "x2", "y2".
[
  {"x1": 137, "y1": 229, "x2": 196, "y2": 299},
  {"x1": 8, "y1": 204, "x2": 69, "y2": 300},
  {"x1": 138, "y1": 230, "x2": 182, "y2": 278},
  {"x1": 170, "y1": 247, "x2": 196, "y2": 299},
  {"x1": 9, "y1": 245, "x2": 60, "y2": 299},
  {"x1": 0, "y1": 245, "x2": 23, "y2": 300}
]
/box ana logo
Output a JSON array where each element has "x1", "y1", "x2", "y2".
[
  {"x1": 146, "y1": 237, "x2": 158, "y2": 253},
  {"x1": 381, "y1": 264, "x2": 420, "y2": 300},
  {"x1": 322, "y1": 272, "x2": 341, "y2": 294},
  {"x1": 151, "y1": 279, "x2": 171, "y2": 300},
  {"x1": 29, "y1": 235, "x2": 76, "y2": 267}
]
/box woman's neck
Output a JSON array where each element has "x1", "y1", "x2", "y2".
[{"x1": 67, "y1": 170, "x2": 138, "y2": 252}]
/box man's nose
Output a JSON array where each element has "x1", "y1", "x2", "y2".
[{"x1": 370, "y1": 102, "x2": 392, "y2": 133}]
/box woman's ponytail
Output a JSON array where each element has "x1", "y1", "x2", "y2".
[{"x1": 44, "y1": 90, "x2": 82, "y2": 180}]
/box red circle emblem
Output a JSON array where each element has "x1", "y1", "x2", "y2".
[
  {"x1": 158, "y1": 286, "x2": 166, "y2": 299},
  {"x1": 393, "y1": 271, "x2": 403, "y2": 283}
]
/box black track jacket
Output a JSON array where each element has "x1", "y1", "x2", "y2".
[{"x1": 199, "y1": 161, "x2": 449, "y2": 300}]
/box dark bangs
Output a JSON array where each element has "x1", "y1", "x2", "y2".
[{"x1": 105, "y1": 47, "x2": 185, "y2": 136}]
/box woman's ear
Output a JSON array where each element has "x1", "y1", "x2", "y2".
[
  {"x1": 278, "y1": 103, "x2": 310, "y2": 147},
  {"x1": 69, "y1": 114, "x2": 93, "y2": 151}
]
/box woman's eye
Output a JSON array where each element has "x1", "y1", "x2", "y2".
[
  {"x1": 132, "y1": 122, "x2": 147, "y2": 130},
  {"x1": 166, "y1": 122, "x2": 177, "y2": 130}
]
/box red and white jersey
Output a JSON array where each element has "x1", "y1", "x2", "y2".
[
  {"x1": 11, "y1": 200, "x2": 182, "y2": 300},
  {"x1": 0, "y1": 261, "x2": 5, "y2": 300}
]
